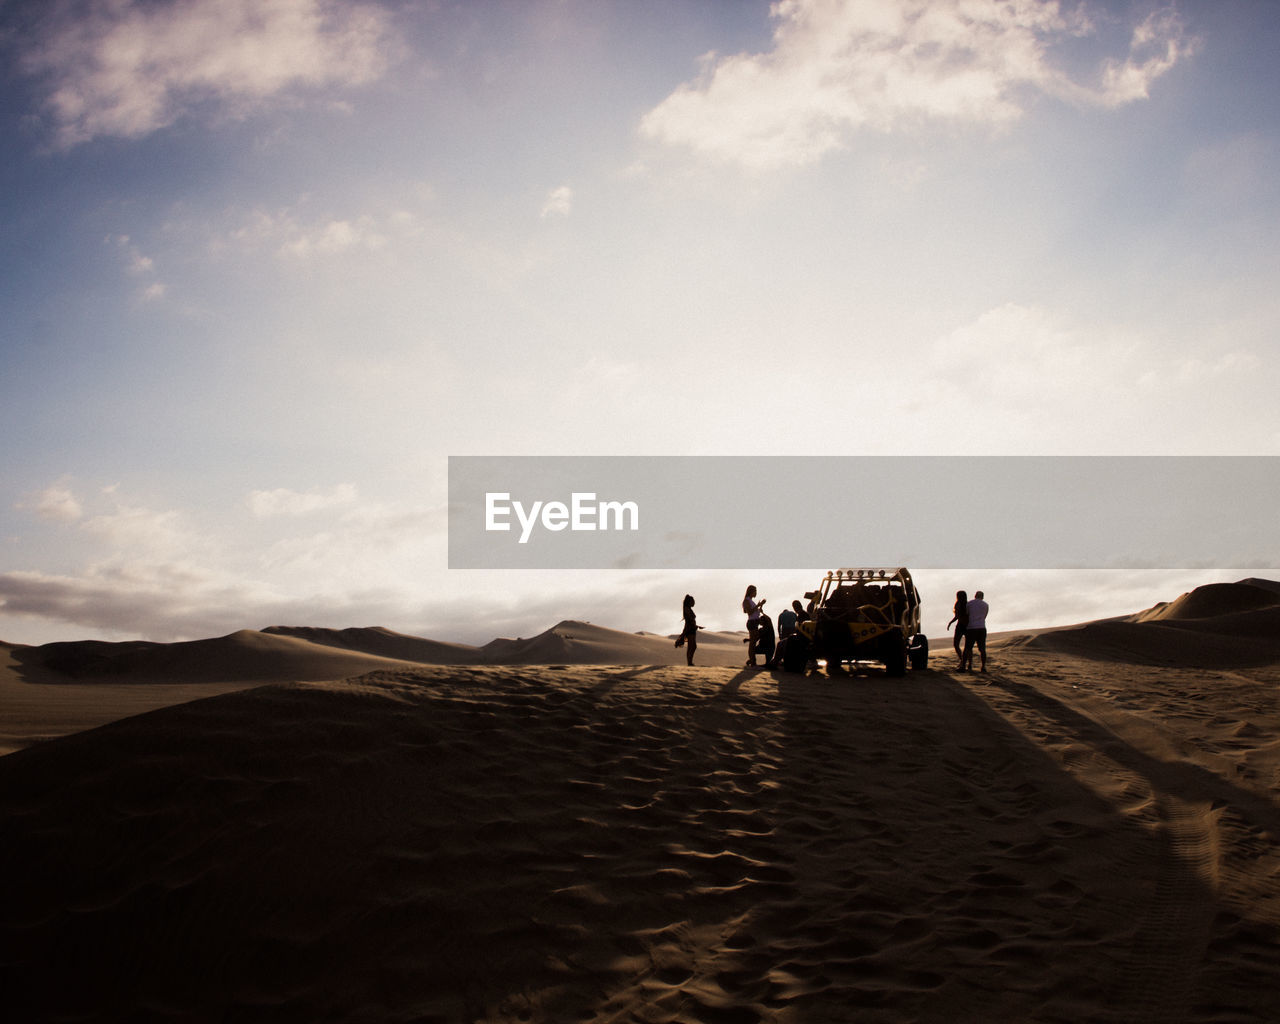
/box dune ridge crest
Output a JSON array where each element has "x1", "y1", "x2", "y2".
[
  {"x1": 477, "y1": 619, "x2": 742, "y2": 665},
  {"x1": 19, "y1": 628, "x2": 426, "y2": 683},
  {"x1": 262, "y1": 624, "x2": 480, "y2": 665},
  {"x1": 1017, "y1": 579, "x2": 1280, "y2": 668},
  {"x1": 1130, "y1": 580, "x2": 1280, "y2": 623},
  {"x1": 14, "y1": 618, "x2": 751, "y2": 686}
]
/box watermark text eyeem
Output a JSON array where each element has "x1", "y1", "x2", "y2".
[{"x1": 485, "y1": 491, "x2": 640, "y2": 544}]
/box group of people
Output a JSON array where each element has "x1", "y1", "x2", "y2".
[
  {"x1": 742, "y1": 586, "x2": 813, "y2": 669},
  {"x1": 946, "y1": 589, "x2": 990, "y2": 673},
  {"x1": 675, "y1": 586, "x2": 811, "y2": 668},
  {"x1": 678, "y1": 584, "x2": 992, "y2": 674}
]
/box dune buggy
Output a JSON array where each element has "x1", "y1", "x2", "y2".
[{"x1": 796, "y1": 567, "x2": 929, "y2": 677}]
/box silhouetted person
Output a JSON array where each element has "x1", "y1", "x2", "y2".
[
  {"x1": 961, "y1": 590, "x2": 989, "y2": 674},
  {"x1": 756, "y1": 611, "x2": 776, "y2": 666},
  {"x1": 777, "y1": 602, "x2": 798, "y2": 638},
  {"x1": 742, "y1": 585, "x2": 765, "y2": 667},
  {"x1": 674, "y1": 593, "x2": 699, "y2": 666},
  {"x1": 947, "y1": 589, "x2": 969, "y2": 666}
]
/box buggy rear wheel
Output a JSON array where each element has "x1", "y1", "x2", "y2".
[{"x1": 908, "y1": 633, "x2": 929, "y2": 671}]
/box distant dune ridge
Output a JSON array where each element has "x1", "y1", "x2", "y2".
[
  {"x1": 1131, "y1": 579, "x2": 1280, "y2": 622},
  {"x1": 28, "y1": 627, "x2": 423, "y2": 682},
  {"x1": 262, "y1": 624, "x2": 481, "y2": 665},
  {"x1": 7, "y1": 618, "x2": 752, "y2": 688},
  {"x1": 1019, "y1": 578, "x2": 1280, "y2": 668},
  {"x1": 269, "y1": 621, "x2": 748, "y2": 668},
  {"x1": 4, "y1": 579, "x2": 1280, "y2": 1021},
  {"x1": 476, "y1": 620, "x2": 747, "y2": 666},
  {"x1": 0, "y1": 619, "x2": 749, "y2": 754}
]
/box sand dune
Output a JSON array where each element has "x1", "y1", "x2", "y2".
[
  {"x1": 21, "y1": 627, "x2": 425, "y2": 683},
  {"x1": 5, "y1": 653, "x2": 1280, "y2": 1021},
  {"x1": 267, "y1": 621, "x2": 751, "y2": 668},
  {"x1": 1130, "y1": 580, "x2": 1280, "y2": 623},
  {"x1": 10, "y1": 621, "x2": 728, "y2": 685},
  {"x1": 263, "y1": 624, "x2": 482, "y2": 664},
  {"x1": 9, "y1": 619, "x2": 745, "y2": 689},
  {"x1": 0, "y1": 621, "x2": 748, "y2": 752},
  {"x1": 0, "y1": 630, "x2": 427, "y2": 755},
  {"x1": 479, "y1": 619, "x2": 747, "y2": 667},
  {"x1": 1018, "y1": 580, "x2": 1280, "y2": 669},
  {"x1": 1233, "y1": 577, "x2": 1280, "y2": 597},
  {"x1": 4, "y1": 581, "x2": 1280, "y2": 1021}
]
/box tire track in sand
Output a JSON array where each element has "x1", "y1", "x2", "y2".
[
  {"x1": 969, "y1": 668, "x2": 1221, "y2": 1023},
  {"x1": 1111, "y1": 797, "x2": 1220, "y2": 1024}
]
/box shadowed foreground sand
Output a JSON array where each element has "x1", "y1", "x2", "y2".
[{"x1": 3, "y1": 582, "x2": 1280, "y2": 1022}]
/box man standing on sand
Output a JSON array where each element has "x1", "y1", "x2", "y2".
[{"x1": 961, "y1": 590, "x2": 989, "y2": 674}]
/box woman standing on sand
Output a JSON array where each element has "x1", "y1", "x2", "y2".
[
  {"x1": 675, "y1": 594, "x2": 699, "y2": 666},
  {"x1": 947, "y1": 589, "x2": 968, "y2": 666},
  {"x1": 743, "y1": 585, "x2": 765, "y2": 667}
]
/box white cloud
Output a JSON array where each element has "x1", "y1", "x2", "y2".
[
  {"x1": 107, "y1": 233, "x2": 166, "y2": 301},
  {"x1": 16, "y1": 485, "x2": 217, "y2": 567},
  {"x1": 19, "y1": 482, "x2": 84, "y2": 523},
  {"x1": 540, "y1": 185, "x2": 574, "y2": 218},
  {"x1": 899, "y1": 302, "x2": 1274, "y2": 454},
  {"x1": 247, "y1": 483, "x2": 359, "y2": 517},
  {"x1": 927, "y1": 302, "x2": 1101, "y2": 406},
  {"x1": 0, "y1": 483, "x2": 441, "y2": 641},
  {"x1": 23, "y1": 0, "x2": 393, "y2": 147},
  {"x1": 0, "y1": 564, "x2": 311, "y2": 640},
  {"x1": 217, "y1": 204, "x2": 423, "y2": 262},
  {"x1": 280, "y1": 217, "x2": 389, "y2": 258},
  {"x1": 929, "y1": 303, "x2": 1263, "y2": 409},
  {"x1": 81, "y1": 501, "x2": 198, "y2": 558},
  {"x1": 639, "y1": 0, "x2": 1191, "y2": 169},
  {"x1": 125, "y1": 251, "x2": 153, "y2": 275},
  {"x1": 258, "y1": 500, "x2": 443, "y2": 578},
  {"x1": 1089, "y1": 9, "x2": 1188, "y2": 106}
]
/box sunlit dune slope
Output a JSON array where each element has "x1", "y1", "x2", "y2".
[
  {"x1": 263, "y1": 624, "x2": 481, "y2": 664},
  {"x1": 1016, "y1": 579, "x2": 1280, "y2": 668},
  {"x1": 15, "y1": 628, "x2": 423, "y2": 683},
  {"x1": 479, "y1": 619, "x2": 745, "y2": 667}
]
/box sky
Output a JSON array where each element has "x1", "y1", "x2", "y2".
[{"x1": 2, "y1": 0, "x2": 1279, "y2": 647}]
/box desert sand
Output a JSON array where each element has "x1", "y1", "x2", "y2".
[{"x1": 3, "y1": 580, "x2": 1280, "y2": 1022}]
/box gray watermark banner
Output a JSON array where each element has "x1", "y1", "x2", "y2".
[{"x1": 448, "y1": 456, "x2": 1280, "y2": 570}]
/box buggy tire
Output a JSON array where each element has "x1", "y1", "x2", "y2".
[{"x1": 908, "y1": 633, "x2": 929, "y2": 671}]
